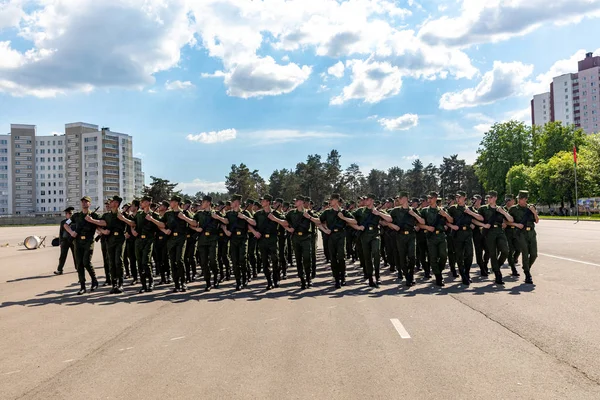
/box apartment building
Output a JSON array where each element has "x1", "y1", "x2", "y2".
[
  {"x1": 531, "y1": 52, "x2": 600, "y2": 133},
  {"x1": 134, "y1": 157, "x2": 144, "y2": 198},
  {"x1": 0, "y1": 135, "x2": 11, "y2": 214},
  {"x1": 35, "y1": 134, "x2": 66, "y2": 213}
]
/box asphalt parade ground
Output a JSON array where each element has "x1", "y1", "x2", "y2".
[{"x1": 1, "y1": 220, "x2": 599, "y2": 399}]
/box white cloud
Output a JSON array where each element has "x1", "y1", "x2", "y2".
[
  {"x1": 177, "y1": 179, "x2": 227, "y2": 194},
  {"x1": 147, "y1": 89, "x2": 157, "y2": 94},
  {"x1": 327, "y1": 61, "x2": 345, "y2": 78},
  {"x1": 186, "y1": 128, "x2": 237, "y2": 144},
  {"x1": 331, "y1": 59, "x2": 403, "y2": 105},
  {"x1": 419, "y1": 0, "x2": 600, "y2": 47},
  {"x1": 245, "y1": 129, "x2": 348, "y2": 144},
  {"x1": 165, "y1": 80, "x2": 195, "y2": 90},
  {"x1": 0, "y1": 0, "x2": 23, "y2": 30},
  {"x1": 439, "y1": 61, "x2": 533, "y2": 110},
  {"x1": 402, "y1": 154, "x2": 419, "y2": 160},
  {"x1": 505, "y1": 107, "x2": 531, "y2": 124},
  {"x1": 473, "y1": 123, "x2": 492, "y2": 134},
  {"x1": 0, "y1": 0, "x2": 195, "y2": 97},
  {"x1": 378, "y1": 114, "x2": 419, "y2": 131},
  {"x1": 282, "y1": 55, "x2": 290, "y2": 62}
]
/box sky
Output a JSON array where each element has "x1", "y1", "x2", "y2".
[{"x1": 1, "y1": 0, "x2": 599, "y2": 194}]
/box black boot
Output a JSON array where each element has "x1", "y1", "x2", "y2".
[
  {"x1": 511, "y1": 266, "x2": 520, "y2": 277},
  {"x1": 494, "y1": 271, "x2": 505, "y2": 285},
  {"x1": 76, "y1": 282, "x2": 86, "y2": 295},
  {"x1": 300, "y1": 278, "x2": 306, "y2": 290},
  {"x1": 435, "y1": 274, "x2": 445, "y2": 287},
  {"x1": 91, "y1": 278, "x2": 99, "y2": 291},
  {"x1": 114, "y1": 278, "x2": 124, "y2": 294},
  {"x1": 450, "y1": 266, "x2": 459, "y2": 278},
  {"x1": 109, "y1": 281, "x2": 118, "y2": 294},
  {"x1": 480, "y1": 265, "x2": 489, "y2": 277},
  {"x1": 524, "y1": 272, "x2": 533, "y2": 284},
  {"x1": 335, "y1": 278, "x2": 341, "y2": 289}
]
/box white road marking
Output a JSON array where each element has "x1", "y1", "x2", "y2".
[
  {"x1": 126, "y1": 347, "x2": 134, "y2": 350},
  {"x1": 170, "y1": 336, "x2": 185, "y2": 341},
  {"x1": 390, "y1": 318, "x2": 411, "y2": 339},
  {"x1": 219, "y1": 328, "x2": 229, "y2": 331},
  {"x1": 327, "y1": 306, "x2": 337, "y2": 309},
  {"x1": 539, "y1": 253, "x2": 600, "y2": 267},
  {"x1": 3, "y1": 370, "x2": 21, "y2": 375},
  {"x1": 63, "y1": 359, "x2": 75, "y2": 363},
  {"x1": 265, "y1": 317, "x2": 279, "y2": 322}
]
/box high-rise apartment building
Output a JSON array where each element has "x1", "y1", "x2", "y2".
[
  {"x1": 0, "y1": 122, "x2": 144, "y2": 215},
  {"x1": 531, "y1": 52, "x2": 600, "y2": 133}
]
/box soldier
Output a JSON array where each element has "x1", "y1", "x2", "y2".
[
  {"x1": 508, "y1": 191, "x2": 539, "y2": 284},
  {"x1": 245, "y1": 199, "x2": 259, "y2": 281},
  {"x1": 415, "y1": 197, "x2": 430, "y2": 277},
  {"x1": 153, "y1": 201, "x2": 171, "y2": 284},
  {"x1": 273, "y1": 198, "x2": 289, "y2": 280},
  {"x1": 250, "y1": 194, "x2": 288, "y2": 290},
  {"x1": 99, "y1": 200, "x2": 112, "y2": 286},
  {"x1": 222, "y1": 194, "x2": 256, "y2": 290},
  {"x1": 54, "y1": 206, "x2": 76, "y2": 275},
  {"x1": 182, "y1": 199, "x2": 198, "y2": 283},
  {"x1": 285, "y1": 196, "x2": 314, "y2": 289},
  {"x1": 304, "y1": 197, "x2": 318, "y2": 280},
  {"x1": 386, "y1": 191, "x2": 425, "y2": 286},
  {"x1": 85, "y1": 195, "x2": 129, "y2": 294},
  {"x1": 353, "y1": 196, "x2": 367, "y2": 280},
  {"x1": 444, "y1": 196, "x2": 458, "y2": 278},
  {"x1": 162, "y1": 195, "x2": 196, "y2": 292},
  {"x1": 446, "y1": 191, "x2": 483, "y2": 286},
  {"x1": 419, "y1": 192, "x2": 453, "y2": 287},
  {"x1": 352, "y1": 194, "x2": 391, "y2": 287},
  {"x1": 344, "y1": 200, "x2": 356, "y2": 262},
  {"x1": 478, "y1": 191, "x2": 514, "y2": 285},
  {"x1": 124, "y1": 200, "x2": 139, "y2": 285},
  {"x1": 381, "y1": 198, "x2": 398, "y2": 275},
  {"x1": 282, "y1": 201, "x2": 294, "y2": 268},
  {"x1": 193, "y1": 195, "x2": 228, "y2": 291},
  {"x1": 62, "y1": 196, "x2": 100, "y2": 295},
  {"x1": 315, "y1": 194, "x2": 357, "y2": 288},
  {"x1": 503, "y1": 194, "x2": 521, "y2": 276},
  {"x1": 321, "y1": 201, "x2": 332, "y2": 264},
  {"x1": 216, "y1": 201, "x2": 232, "y2": 281},
  {"x1": 132, "y1": 196, "x2": 165, "y2": 293},
  {"x1": 470, "y1": 195, "x2": 489, "y2": 277}
]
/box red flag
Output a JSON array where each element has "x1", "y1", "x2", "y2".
[{"x1": 574, "y1": 146, "x2": 577, "y2": 165}]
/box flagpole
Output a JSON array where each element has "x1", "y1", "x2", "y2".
[{"x1": 574, "y1": 145, "x2": 579, "y2": 224}]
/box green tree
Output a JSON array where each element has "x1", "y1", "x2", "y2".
[
  {"x1": 475, "y1": 121, "x2": 533, "y2": 195},
  {"x1": 225, "y1": 163, "x2": 264, "y2": 199},
  {"x1": 439, "y1": 155, "x2": 465, "y2": 197},
  {"x1": 342, "y1": 163, "x2": 363, "y2": 200},
  {"x1": 506, "y1": 164, "x2": 534, "y2": 198},
  {"x1": 532, "y1": 122, "x2": 587, "y2": 164},
  {"x1": 463, "y1": 165, "x2": 483, "y2": 197},
  {"x1": 143, "y1": 176, "x2": 178, "y2": 202},
  {"x1": 405, "y1": 159, "x2": 427, "y2": 197},
  {"x1": 324, "y1": 150, "x2": 343, "y2": 193},
  {"x1": 366, "y1": 169, "x2": 387, "y2": 198}
]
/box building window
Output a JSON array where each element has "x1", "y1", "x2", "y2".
[
  {"x1": 564, "y1": 81, "x2": 568, "y2": 86},
  {"x1": 565, "y1": 95, "x2": 569, "y2": 99},
  {"x1": 565, "y1": 88, "x2": 568, "y2": 93}
]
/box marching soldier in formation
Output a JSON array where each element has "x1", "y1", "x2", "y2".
[
  {"x1": 98, "y1": 200, "x2": 112, "y2": 286},
  {"x1": 245, "y1": 199, "x2": 259, "y2": 281},
  {"x1": 182, "y1": 200, "x2": 198, "y2": 283},
  {"x1": 503, "y1": 194, "x2": 521, "y2": 277},
  {"x1": 285, "y1": 197, "x2": 315, "y2": 289},
  {"x1": 163, "y1": 195, "x2": 196, "y2": 292},
  {"x1": 124, "y1": 200, "x2": 140, "y2": 285},
  {"x1": 216, "y1": 201, "x2": 232, "y2": 281},
  {"x1": 470, "y1": 195, "x2": 489, "y2": 277},
  {"x1": 222, "y1": 194, "x2": 255, "y2": 290},
  {"x1": 419, "y1": 192, "x2": 453, "y2": 287},
  {"x1": 508, "y1": 191, "x2": 539, "y2": 284},
  {"x1": 154, "y1": 200, "x2": 171, "y2": 285},
  {"x1": 54, "y1": 206, "x2": 76, "y2": 276},
  {"x1": 133, "y1": 196, "x2": 165, "y2": 293},
  {"x1": 273, "y1": 198, "x2": 288, "y2": 280},
  {"x1": 444, "y1": 196, "x2": 458, "y2": 278},
  {"x1": 415, "y1": 197, "x2": 429, "y2": 276},
  {"x1": 304, "y1": 197, "x2": 319, "y2": 280}
]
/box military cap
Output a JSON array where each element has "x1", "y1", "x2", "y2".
[
  {"x1": 202, "y1": 195, "x2": 213, "y2": 203},
  {"x1": 64, "y1": 206, "x2": 75, "y2": 213},
  {"x1": 283, "y1": 201, "x2": 290, "y2": 207},
  {"x1": 161, "y1": 200, "x2": 170, "y2": 208},
  {"x1": 263, "y1": 194, "x2": 273, "y2": 202},
  {"x1": 254, "y1": 200, "x2": 261, "y2": 206},
  {"x1": 374, "y1": 200, "x2": 381, "y2": 206},
  {"x1": 323, "y1": 201, "x2": 330, "y2": 206},
  {"x1": 231, "y1": 194, "x2": 242, "y2": 202},
  {"x1": 275, "y1": 197, "x2": 284, "y2": 204},
  {"x1": 471, "y1": 194, "x2": 482, "y2": 200},
  {"x1": 330, "y1": 193, "x2": 341, "y2": 200},
  {"x1": 488, "y1": 190, "x2": 498, "y2": 198},
  {"x1": 111, "y1": 195, "x2": 123, "y2": 204},
  {"x1": 387, "y1": 198, "x2": 394, "y2": 203},
  {"x1": 170, "y1": 195, "x2": 182, "y2": 203},
  {"x1": 349, "y1": 200, "x2": 355, "y2": 205},
  {"x1": 80, "y1": 196, "x2": 92, "y2": 202},
  {"x1": 217, "y1": 200, "x2": 225, "y2": 206},
  {"x1": 246, "y1": 198, "x2": 255, "y2": 206},
  {"x1": 225, "y1": 201, "x2": 231, "y2": 206},
  {"x1": 104, "y1": 199, "x2": 110, "y2": 205},
  {"x1": 518, "y1": 190, "x2": 529, "y2": 199},
  {"x1": 410, "y1": 197, "x2": 420, "y2": 204},
  {"x1": 366, "y1": 193, "x2": 377, "y2": 200},
  {"x1": 428, "y1": 191, "x2": 439, "y2": 198},
  {"x1": 303, "y1": 196, "x2": 311, "y2": 203},
  {"x1": 131, "y1": 199, "x2": 140, "y2": 207},
  {"x1": 122, "y1": 203, "x2": 130, "y2": 209},
  {"x1": 456, "y1": 190, "x2": 467, "y2": 198},
  {"x1": 150, "y1": 202, "x2": 158, "y2": 209},
  {"x1": 141, "y1": 195, "x2": 152, "y2": 203},
  {"x1": 505, "y1": 194, "x2": 514, "y2": 201},
  {"x1": 183, "y1": 199, "x2": 192, "y2": 205}
]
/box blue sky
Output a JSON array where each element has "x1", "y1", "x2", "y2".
[{"x1": 1, "y1": 0, "x2": 599, "y2": 194}]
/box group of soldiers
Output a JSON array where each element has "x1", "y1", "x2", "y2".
[{"x1": 54, "y1": 189, "x2": 539, "y2": 296}]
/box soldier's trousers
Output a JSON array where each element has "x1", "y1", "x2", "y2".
[
  {"x1": 167, "y1": 235, "x2": 186, "y2": 287},
  {"x1": 154, "y1": 236, "x2": 168, "y2": 280},
  {"x1": 380, "y1": 236, "x2": 387, "y2": 267},
  {"x1": 101, "y1": 238, "x2": 111, "y2": 283},
  {"x1": 361, "y1": 234, "x2": 381, "y2": 280},
  {"x1": 292, "y1": 235, "x2": 312, "y2": 284},
  {"x1": 505, "y1": 228, "x2": 521, "y2": 269},
  {"x1": 452, "y1": 230, "x2": 474, "y2": 278},
  {"x1": 345, "y1": 230, "x2": 354, "y2": 260},
  {"x1": 356, "y1": 236, "x2": 366, "y2": 278},
  {"x1": 198, "y1": 241, "x2": 218, "y2": 286},
  {"x1": 384, "y1": 231, "x2": 398, "y2": 272},
  {"x1": 416, "y1": 232, "x2": 429, "y2": 275},
  {"x1": 277, "y1": 234, "x2": 288, "y2": 277},
  {"x1": 107, "y1": 237, "x2": 125, "y2": 282},
  {"x1": 286, "y1": 235, "x2": 293, "y2": 265},
  {"x1": 125, "y1": 240, "x2": 137, "y2": 279},
  {"x1": 311, "y1": 233, "x2": 317, "y2": 278},
  {"x1": 396, "y1": 232, "x2": 416, "y2": 281},
  {"x1": 486, "y1": 228, "x2": 509, "y2": 274},
  {"x1": 57, "y1": 239, "x2": 75, "y2": 273},
  {"x1": 473, "y1": 228, "x2": 488, "y2": 271},
  {"x1": 184, "y1": 235, "x2": 197, "y2": 280},
  {"x1": 426, "y1": 232, "x2": 447, "y2": 276},
  {"x1": 446, "y1": 233, "x2": 456, "y2": 271},
  {"x1": 515, "y1": 229, "x2": 537, "y2": 274},
  {"x1": 328, "y1": 231, "x2": 346, "y2": 283},
  {"x1": 259, "y1": 237, "x2": 279, "y2": 285},
  {"x1": 322, "y1": 232, "x2": 331, "y2": 262},
  {"x1": 135, "y1": 238, "x2": 154, "y2": 289},
  {"x1": 248, "y1": 237, "x2": 258, "y2": 278},
  {"x1": 75, "y1": 238, "x2": 97, "y2": 284},
  {"x1": 229, "y1": 238, "x2": 247, "y2": 286},
  {"x1": 218, "y1": 234, "x2": 231, "y2": 279}
]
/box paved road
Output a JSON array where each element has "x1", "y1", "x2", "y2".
[{"x1": 1, "y1": 221, "x2": 599, "y2": 399}]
